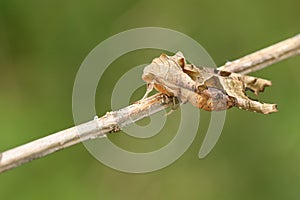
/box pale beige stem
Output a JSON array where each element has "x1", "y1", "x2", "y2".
[
  {"x1": 1, "y1": 34, "x2": 300, "y2": 174},
  {"x1": 218, "y1": 34, "x2": 300, "y2": 74}
]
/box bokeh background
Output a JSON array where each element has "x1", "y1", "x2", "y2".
[{"x1": 1, "y1": 0, "x2": 300, "y2": 199}]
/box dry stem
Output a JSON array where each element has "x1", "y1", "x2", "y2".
[{"x1": 1, "y1": 34, "x2": 300, "y2": 174}]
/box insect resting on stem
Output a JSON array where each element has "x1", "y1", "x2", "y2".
[{"x1": 142, "y1": 52, "x2": 277, "y2": 114}]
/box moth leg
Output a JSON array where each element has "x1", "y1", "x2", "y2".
[
  {"x1": 142, "y1": 81, "x2": 154, "y2": 99},
  {"x1": 233, "y1": 94, "x2": 277, "y2": 114},
  {"x1": 165, "y1": 96, "x2": 180, "y2": 116},
  {"x1": 165, "y1": 109, "x2": 175, "y2": 116},
  {"x1": 171, "y1": 96, "x2": 180, "y2": 110}
]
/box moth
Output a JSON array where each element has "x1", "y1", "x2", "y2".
[{"x1": 142, "y1": 52, "x2": 277, "y2": 114}]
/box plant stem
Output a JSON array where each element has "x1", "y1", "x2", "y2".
[{"x1": 1, "y1": 34, "x2": 300, "y2": 174}]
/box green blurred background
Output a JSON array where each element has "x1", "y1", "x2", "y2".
[{"x1": 1, "y1": 0, "x2": 300, "y2": 199}]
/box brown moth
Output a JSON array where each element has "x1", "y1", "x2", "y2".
[{"x1": 142, "y1": 52, "x2": 277, "y2": 114}]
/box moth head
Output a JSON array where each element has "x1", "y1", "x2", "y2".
[
  {"x1": 142, "y1": 61, "x2": 165, "y2": 82},
  {"x1": 142, "y1": 70, "x2": 155, "y2": 83}
]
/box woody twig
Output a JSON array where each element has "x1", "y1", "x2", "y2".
[
  {"x1": 1, "y1": 34, "x2": 300, "y2": 174},
  {"x1": 218, "y1": 34, "x2": 300, "y2": 73}
]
